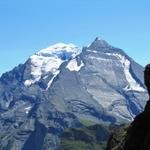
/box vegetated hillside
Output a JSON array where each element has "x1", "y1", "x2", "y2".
[
  {"x1": 57, "y1": 120, "x2": 117, "y2": 150},
  {"x1": 106, "y1": 124, "x2": 129, "y2": 150}
]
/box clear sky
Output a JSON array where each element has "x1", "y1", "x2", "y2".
[{"x1": 0, "y1": 0, "x2": 149, "y2": 76}]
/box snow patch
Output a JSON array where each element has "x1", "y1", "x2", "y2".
[
  {"x1": 46, "y1": 70, "x2": 60, "y2": 90},
  {"x1": 87, "y1": 50, "x2": 98, "y2": 53},
  {"x1": 88, "y1": 56, "x2": 109, "y2": 62},
  {"x1": 24, "y1": 106, "x2": 32, "y2": 114},
  {"x1": 5, "y1": 102, "x2": 9, "y2": 108},
  {"x1": 106, "y1": 53, "x2": 145, "y2": 92},
  {"x1": 24, "y1": 79, "x2": 39, "y2": 86},
  {"x1": 66, "y1": 58, "x2": 84, "y2": 72}
]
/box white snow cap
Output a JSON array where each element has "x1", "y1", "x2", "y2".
[
  {"x1": 24, "y1": 43, "x2": 81, "y2": 86},
  {"x1": 37, "y1": 43, "x2": 79, "y2": 54}
]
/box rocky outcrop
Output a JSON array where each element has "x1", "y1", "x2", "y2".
[{"x1": 107, "y1": 64, "x2": 150, "y2": 150}]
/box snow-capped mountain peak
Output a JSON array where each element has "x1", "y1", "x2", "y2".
[
  {"x1": 37, "y1": 43, "x2": 80, "y2": 55},
  {"x1": 24, "y1": 43, "x2": 81, "y2": 86}
]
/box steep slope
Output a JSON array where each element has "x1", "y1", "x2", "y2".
[
  {"x1": 123, "y1": 64, "x2": 150, "y2": 150},
  {"x1": 0, "y1": 38, "x2": 148, "y2": 150},
  {"x1": 106, "y1": 64, "x2": 150, "y2": 150},
  {"x1": 106, "y1": 124, "x2": 129, "y2": 150}
]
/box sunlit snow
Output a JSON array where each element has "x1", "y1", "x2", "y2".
[
  {"x1": 24, "y1": 43, "x2": 81, "y2": 86},
  {"x1": 46, "y1": 70, "x2": 60, "y2": 90},
  {"x1": 24, "y1": 106, "x2": 32, "y2": 114},
  {"x1": 66, "y1": 58, "x2": 84, "y2": 71}
]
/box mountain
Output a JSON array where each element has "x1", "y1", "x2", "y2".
[{"x1": 0, "y1": 38, "x2": 148, "y2": 150}]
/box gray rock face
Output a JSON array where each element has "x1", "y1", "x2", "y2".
[{"x1": 0, "y1": 38, "x2": 148, "y2": 150}]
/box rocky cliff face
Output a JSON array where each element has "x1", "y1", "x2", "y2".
[
  {"x1": 106, "y1": 64, "x2": 150, "y2": 150},
  {"x1": 0, "y1": 38, "x2": 148, "y2": 150}
]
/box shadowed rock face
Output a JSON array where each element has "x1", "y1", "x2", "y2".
[
  {"x1": 107, "y1": 64, "x2": 150, "y2": 150},
  {"x1": 144, "y1": 64, "x2": 150, "y2": 95}
]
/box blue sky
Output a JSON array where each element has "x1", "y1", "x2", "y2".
[{"x1": 0, "y1": 0, "x2": 149, "y2": 76}]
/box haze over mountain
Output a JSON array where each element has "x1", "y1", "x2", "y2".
[{"x1": 0, "y1": 38, "x2": 148, "y2": 150}]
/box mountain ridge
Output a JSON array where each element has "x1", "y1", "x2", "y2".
[{"x1": 0, "y1": 38, "x2": 148, "y2": 150}]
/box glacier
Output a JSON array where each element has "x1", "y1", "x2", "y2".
[{"x1": 24, "y1": 43, "x2": 81, "y2": 86}]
